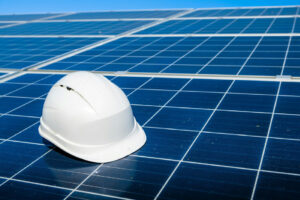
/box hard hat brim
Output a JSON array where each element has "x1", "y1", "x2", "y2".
[{"x1": 39, "y1": 118, "x2": 146, "y2": 163}]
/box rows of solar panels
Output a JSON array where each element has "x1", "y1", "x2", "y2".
[
  {"x1": 0, "y1": 7, "x2": 299, "y2": 77},
  {"x1": 1, "y1": 6, "x2": 300, "y2": 200}
]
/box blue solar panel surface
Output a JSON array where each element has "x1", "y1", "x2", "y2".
[
  {"x1": 0, "y1": 73, "x2": 300, "y2": 199},
  {"x1": 0, "y1": 21, "x2": 153, "y2": 35},
  {"x1": 136, "y1": 17, "x2": 298, "y2": 34},
  {"x1": 52, "y1": 10, "x2": 184, "y2": 20},
  {"x1": 0, "y1": 13, "x2": 61, "y2": 21},
  {"x1": 0, "y1": 72, "x2": 7, "y2": 78},
  {"x1": 181, "y1": 7, "x2": 299, "y2": 18},
  {"x1": 1, "y1": 6, "x2": 300, "y2": 200},
  {"x1": 42, "y1": 36, "x2": 300, "y2": 76},
  {"x1": 0, "y1": 37, "x2": 105, "y2": 69},
  {"x1": 0, "y1": 23, "x2": 13, "y2": 27}
]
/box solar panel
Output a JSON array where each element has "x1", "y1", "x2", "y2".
[
  {"x1": 0, "y1": 13, "x2": 62, "y2": 21},
  {"x1": 0, "y1": 21, "x2": 153, "y2": 35},
  {"x1": 0, "y1": 72, "x2": 7, "y2": 78},
  {"x1": 40, "y1": 36, "x2": 299, "y2": 77},
  {"x1": 181, "y1": 7, "x2": 299, "y2": 18},
  {"x1": 0, "y1": 23, "x2": 14, "y2": 27},
  {"x1": 1, "y1": 5, "x2": 300, "y2": 199},
  {"x1": 136, "y1": 17, "x2": 296, "y2": 34},
  {"x1": 0, "y1": 72, "x2": 300, "y2": 199},
  {"x1": 0, "y1": 37, "x2": 105, "y2": 69},
  {"x1": 52, "y1": 10, "x2": 185, "y2": 20}
]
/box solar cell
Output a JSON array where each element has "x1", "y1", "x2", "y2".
[
  {"x1": 0, "y1": 73, "x2": 300, "y2": 199},
  {"x1": 0, "y1": 21, "x2": 153, "y2": 35},
  {"x1": 0, "y1": 37, "x2": 105, "y2": 69}
]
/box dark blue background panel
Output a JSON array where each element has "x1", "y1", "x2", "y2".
[
  {"x1": 136, "y1": 17, "x2": 295, "y2": 34},
  {"x1": 1, "y1": 73, "x2": 300, "y2": 199},
  {"x1": 181, "y1": 7, "x2": 299, "y2": 18},
  {"x1": 0, "y1": 37, "x2": 103, "y2": 69},
  {"x1": 40, "y1": 36, "x2": 300, "y2": 77},
  {"x1": 53, "y1": 10, "x2": 184, "y2": 20},
  {"x1": 0, "y1": 21, "x2": 152, "y2": 35}
]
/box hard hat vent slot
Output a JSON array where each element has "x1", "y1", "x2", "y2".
[{"x1": 59, "y1": 84, "x2": 74, "y2": 92}]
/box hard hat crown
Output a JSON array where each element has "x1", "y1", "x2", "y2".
[{"x1": 39, "y1": 71, "x2": 146, "y2": 163}]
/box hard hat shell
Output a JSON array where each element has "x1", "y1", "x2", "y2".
[{"x1": 39, "y1": 71, "x2": 146, "y2": 163}]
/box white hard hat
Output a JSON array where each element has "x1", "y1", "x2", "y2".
[{"x1": 38, "y1": 71, "x2": 146, "y2": 163}]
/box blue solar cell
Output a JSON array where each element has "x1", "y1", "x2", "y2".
[
  {"x1": 276, "y1": 96, "x2": 300, "y2": 115},
  {"x1": 205, "y1": 111, "x2": 271, "y2": 136},
  {"x1": 0, "y1": 180, "x2": 69, "y2": 200},
  {"x1": 0, "y1": 115, "x2": 38, "y2": 139},
  {"x1": 262, "y1": 8, "x2": 281, "y2": 16},
  {"x1": 183, "y1": 79, "x2": 232, "y2": 92},
  {"x1": 219, "y1": 94, "x2": 276, "y2": 112},
  {"x1": 131, "y1": 105, "x2": 160, "y2": 125},
  {"x1": 0, "y1": 21, "x2": 152, "y2": 35},
  {"x1": 112, "y1": 76, "x2": 150, "y2": 88},
  {"x1": 168, "y1": 91, "x2": 223, "y2": 109},
  {"x1": 254, "y1": 172, "x2": 300, "y2": 199},
  {"x1": 283, "y1": 68, "x2": 300, "y2": 76},
  {"x1": 129, "y1": 64, "x2": 167, "y2": 72},
  {"x1": 0, "y1": 97, "x2": 31, "y2": 113},
  {"x1": 262, "y1": 139, "x2": 300, "y2": 174},
  {"x1": 142, "y1": 77, "x2": 189, "y2": 90},
  {"x1": 146, "y1": 107, "x2": 212, "y2": 131},
  {"x1": 294, "y1": 18, "x2": 300, "y2": 33},
  {"x1": 129, "y1": 89, "x2": 176, "y2": 106},
  {"x1": 135, "y1": 127, "x2": 197, "y2": 159},
  {"x1": 162, "y1": 65, "x2": 203, "y2": 74},
  {"x1": 280, "y1": 82, "x2": 300, "y2": 95},
  {"x1": 9, "y1": 84, "x2": 51, "y2": 98},
  {"x1": 199, "y1": 66, "x2": 240, "y2": 75},
  {"x1": 0, "y1": 83, "x2": 25, "y2": 95},
  {"x1": 271, "y1": 114, "x2": 300, "y2": 139},
  {"x1": 230, "y1": 80, "x2": 279, "y2": 95},
  {"x1": 158, "y1": 163, "x2": 256, "y2": 200},
  {"x1": 186, "y1": 132, "x2": 265, "y2": 168},
  {"x1": 11, "y1": 123, "x2": 51, "y2": 145},
  {"x1": 240, "y1": 67, "x2": 282, "y2": 76}
]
